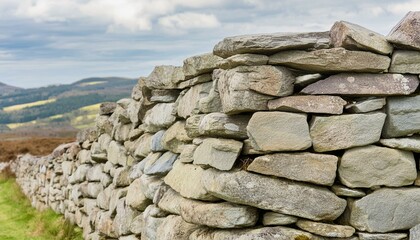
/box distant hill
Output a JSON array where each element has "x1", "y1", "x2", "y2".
[
  {"x1": 0, "y1": 82, "x2": 23, "y2": 96},
  {"x1": 0, "y1": 77, "x2": 137, "y2": 132}
]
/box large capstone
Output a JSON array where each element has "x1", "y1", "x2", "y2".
[{"x1": 269, "y1": 48, "x2": 390, "y2": 73}]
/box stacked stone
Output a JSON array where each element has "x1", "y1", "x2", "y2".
[{"x1": 11, "y1": 11, "x2": 420, "y2": 240}]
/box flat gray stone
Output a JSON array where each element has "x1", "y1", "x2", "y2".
[
  {"x1": 387, "y1": 11, "x2": 420, "y2": 50},
  {"x1": 193, "y1": 138, "x2": 243, "y2": 171},
  {"x1": 198, "y1": 72, "x2": 222, "y2": 113},
  {"x1": 339, "y1": 145, "x2": 417, "y2": 188},
  {"x1": 390, "y1": 50, "x2": 420, "y2": 74},
  {"x1": 213, "y1": 31, "x2": 330, "y2": 58},
  {"x1": 295, "y1": 73, "x2": 323, "y2": 87},
  {"x1": 247, "y1": 66, "x2": 295, "y2": 97},
  {"x1": 177, "y1": 74, "x2": 212, "y2": 89},
  {"x1": 268, "y1": 95, "x2": 347, "y2": 114},
  {"x1": 143, "y1": 103, "x2": 177, "y2": 132},
  {"x1": 143, "y1": 151, "x2": 178, "y2": 175},
  {"x1": 262, "y1": 212, "x2": 298, "y2": 226},
  {"x1": 358, "y1": 232, "x2": 408, "y2": 240},
  {"x1": 296, "y1": 219, "x2": 355, "y2": 238},
  {"x1": 144, "y1": 65, "x2": 184, "y2": 89},
  {"x1": 107, "y1": 141, "x2": 127, "y2": 165},
  {"x1": 126, "y1": 178, "x2": 151, "y2": 211},
  {"x1": 310, "y1": 112, "x2": 386, "y2": 152},
  {"x1": 151, "y1": 130, "x2": 166, "y2": 152},
  {"x1": 247, "y1": 152, "x2": 338, "y2": 186},
  {"x1": 247, "y1": 112, "x2": 312, "y2": 152},
  {"x1": 180, "y1": 198, "x2": 258, "y2": 228},
  {"x1": 217, "y1": 66, "x2": 279, "y2": 114},
  {"x1": 162, "y1": 121, "x2": 192, "y2": 154},
  {"x1": 190, "y1": 226, "x2": 316, "y2": 240},
  {"x1": 156, "y1": 215, "x2": 200, "y2": 240},
  {"x1": 330, "y1": 21, "x2": 393, "y2": 55},
  {"x1": 202, "y1": 168, "x2": 347, "y2": 221},
  {"x1": 218, "y1": 53, "x2": 268, "y2": 69},
  {"x1": 269, "y1": 48, "x2": 390, "y2": 73},
  {"x1": 164, "y1": 161, "x2": 218, "y2": 201},
  {"x1": 410, "y1": 224, "x2": 420, "y2": 240},
  {"x1": 194, "y1": 112, "x2": 251, "y2": 140},
  {"x1": 383, "y1": 95, "x2": 420, "y2": 138},
  {"x1": 177, "y1": 82, "x2": 212, "y2": 118},
  {"x1": 331, "y1": 185, "x2": 366, "y2": 198},
  {"x1": 346, "y1": 98, "x2": 386, "y2": 113},
  {"x1": 349, "y1": 188, "x2": 420, "y2": 232},
  {"x1": 301, "y1": 73, "x2": 419, "y2": 96},
  {"x1": 380, "y1": 136, "x2": 420, "y2": 152},
  {"x1": 183, "y1": 53, "x2": 222, "y2": 79}
]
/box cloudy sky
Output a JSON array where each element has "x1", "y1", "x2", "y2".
[{"x1": 0, "y1": 0, "x2": 418, "y2": 88}]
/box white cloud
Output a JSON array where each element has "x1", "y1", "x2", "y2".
[
  {"x1": 3, "y1": 0, "x2": 227, "y2": 32},
  {"x1": 386, "y1": 0, "x2": 420, "y2": 14},
  {"x1": 158, "y1": 12, "x2": 220, "y2": 30}
]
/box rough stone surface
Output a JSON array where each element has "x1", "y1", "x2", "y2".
[
  {"x1": 387, "y1": 11, "x2": 420, "y2": 50},
  {"x1": 164, "y1": 162, "x2": 218, "y2": 201},
  {"x1": 349, "y1": 188, "x2": 420, "y2": 232},
  {"x1": 193, "y1": 138, "x2": 243, "y2": 171},
  {"x1": 262, "y1": 212, "x2": 298, "y2": 226},
  {"x1": 155, "y1": 215, "x2": 199, "y2": 240},
  {"x1": 144, "y1": 65, "x2": 184, "y2": 89},
  {"x1": 247, "y1": 112, "x2": 312, "y2": 152},
  {"x1": 295, "y1": 73, "x2": 323, "y2": 87},
  {"x1": 180, "y1": 198, "x2": 258, "y2": 228},
  {"x1": 162, "y1": 121, "x2": 192, "y2": 154},
  {"x1": 269, "y1": 48, "x2": 391, "y2": 73},
  {"x1": 330, "y1": 21, "x2": 393, "y2": 54},
  {"x1": 190, "y1": 226, "x2": 316, "y2": 240},
  {"x1": 390, "y1": 50, "x2": 420, "y2": 74},
  {"x1": 202, "y1": 169, "x2": 347, "y2": 221},
  {"x1": 358, "y1": 232, "x2": 408, "y2": 240},
  {"x1": 339, "y1": 145, "x2": 417, "y2": 188},
  {"x1": 410, "y1": 224, "x2": 420, "y2": 240},
  {"x1": 194, "y1": 112, "x2": 251, "y2": 140},
  {"x1": 268, "y1": 95, "x2": 346, "y2": 114},
  {"x1": 126, "y1": 178, "x2": 151, "y2": 211},
  {"x1": 218, "y1": 54, "x2": 269, "y2": 69},
  {"x1": 143, "y1": 151, "x2": 178, "y2": 175},
  {"x1": 99, "y1": 102, "x2": 118, "y2": 115},
  {"x1": 177, "y1": 82, "x2": 212, "y2": 118},
  {"x1": 144, "y1": 103, "x2": 177, "y2": 132},
  {"x1": 248, "y1": 152, "x2": 338, "y2": 186},
  {"x1": 380, "y1": 136, "x2": 420, "y2": 152},
  {"x1": 310, "y1": 112, "x2": 386, "y2": 152},
  {"x1": 383, "y1": 95, "x2": 420, "y2": 138},
  {"x1": 331, "y1": 185, "x2": 366, "y2": 198},
  {"x1": 296, "y1": 220, "x2": 355, "y2": 238},
  {"x1": 155, "y1": 186, "x2": 183, "y2": 215},
  {"x1": 183, "y1": 53, "x2": 222, "y2": 79},
  {"x1": 213, "y1": 31, "x2": 330, "y2": 58},
  {"x1": 177, "y1": 74, "x2": 212, "y2": 89},
  {"x1": 301, "y1": 73, "x2": 419, "y2": 96},
  {"x1": 217, "y1": 66, "x2": 277, "y2": 114},
  {"x1": 247, "y1": 66, "x2": 295, "y2": 97},
  {"x1": 346, "y1": 98, "x2": 386, "y2": 113},
  {"x1": 150, "y1": 89, "x2": 180, "y2": 103}
]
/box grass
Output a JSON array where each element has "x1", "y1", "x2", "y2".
[
  {"x1": 0, "y1": 175, "x2": 83, "y2": 240},
  {"x1": 3, "y1": 99, "x2": 56, "y2": 112}
]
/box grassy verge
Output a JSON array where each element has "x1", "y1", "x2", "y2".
[{"x1": 0, "y1": 173, "x2": 83, "y2": 240}]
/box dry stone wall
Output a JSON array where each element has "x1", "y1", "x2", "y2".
[{"x1": 10, "y1": 11, "x2": 420, "y2": 240}]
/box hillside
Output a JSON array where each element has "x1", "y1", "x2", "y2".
[
  {"x1": 0, "y1": 77, "x2": 137, "y2": 132},
  {"x1": 0, "y1": 82, "x2": 23, "y2": 96}
]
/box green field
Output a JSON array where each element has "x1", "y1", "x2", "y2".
[{"x1": 0, "y1": 177, "x2": 82, "y2": 240}]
